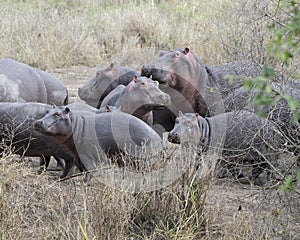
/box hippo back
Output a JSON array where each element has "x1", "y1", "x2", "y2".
[
  {"x1": 0, "y1": 58, "x2": 47, "y2": 103},
  {"x1": 71, "y1": 110, "x2": 163, "y2": 170},
  {"x1": 0, "y1": 58, "x2": 68, "y2": 105},
  {"x1": 34, "y1": 68, "x2": 69, "y2": 105}
]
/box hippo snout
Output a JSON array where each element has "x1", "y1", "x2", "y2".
[
  {"x1": 34, "y1": 120, "x2": 49, "y2": 133},
  {"x1": 141, "y1": 64, "x2": 155, "y2": 78},
  {"x1": 34, "y1": 120, "x2": 43, "y2": 131},
  {"x1": 168, "y1": 131, "x2": 180, "y2": 144}
]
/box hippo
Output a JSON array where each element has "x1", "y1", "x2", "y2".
[
  {"x1": 141, "y1": 48, "x2": 300, "y2": 157},
  {"x1": 168, "y1": 111, "x2": 286, "y2": 182},
  {"x1": 78, "y1": 62, "x2": 140, "y2": 108},
  {"x1": 0, "y1": 102, "x2": 82, "y2": 178},
  {"x1": 141, "y1": 48, "x2": 265, "y2": 116},
  {"x1": 34, "y1": 68, "x2": 69, "y2": 105},
  {"x1": 0, "y1": 58, "x2": 68, "y2": 105},
  {"x1": 99, "y1": 75, "x2": 171, "y2": 126},
  {"x1": 34, "y1": 106, "x2": 164, "y2": 180}
]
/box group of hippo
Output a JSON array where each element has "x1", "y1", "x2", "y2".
[{"x1": 0, "y1": 47, "x2": 299, "y2": 185}]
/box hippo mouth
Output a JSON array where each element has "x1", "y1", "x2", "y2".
[
  {"x1": 141, "y1": 104, "x2": 168, "y2": 111},
  {"x1": 150, "y1": 72, "x2": 169, "y2": 84},
  {"x1": 167, "y1": 134, "x2": 180, "y2": 144},
  {"x1": 34, "y1": 121, "x2": 49, "y2": 134}
]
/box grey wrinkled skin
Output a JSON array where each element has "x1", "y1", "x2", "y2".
[
  {"x1": 168, "y1": 111, "x2": 286, "y2": 181},
  {"x1": 0, "y1": 102, "x2": 78, "y2": 177},
  {"x1": 34, "y1": 106, "x2": 164, "y2": 178},
  {"x1": 78, "y1": 62, "x2": 140, "y2": 108},
  {"x1": 0, "y1": 58, "x2": 68, "y2": 105},
  {"x1": 100, "y1": 76, "x2": 171, "y2": 126},
  {"x1": 34, "y1": 68, "x2": 69, "y2": 105}
]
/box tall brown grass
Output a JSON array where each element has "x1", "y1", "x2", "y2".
[{"x1": 1, "y1": 0, "x2": 298, "y2": 74}]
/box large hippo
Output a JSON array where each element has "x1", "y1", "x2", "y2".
[
  {"x1": 0, "y1": 102, "x2": 83, "y2": 178},
  {"x1": 100, "y1": 75, "x2": 171, "y2": 126},
  {"x1": 0, "y1": 58, "x2": 68, "y2": 105},
  {"x1": 168, "y1": 111, "x2": 286, "y2": 182},
  {"x1": 34, "y1": 106, "x2": 164, "y2": 180},
  {"x1": 78, "y1": 62, "x2": 140, "y2": 108}
]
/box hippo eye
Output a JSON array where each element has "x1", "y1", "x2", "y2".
[
  {"x1": 54, "y1": 112, "x2": 61, "y2": 118},
  {"x1": 141, "y1": 81, "x2": 147, "y2": 87},
  {"x1": 96, "y1": 72, "x2": 101, "y2": 78},
  {"x1": 184, "y1": 120, "x2": 191, "y2": 126}
]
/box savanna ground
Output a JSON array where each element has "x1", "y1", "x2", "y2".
[{"x1": 0, "y1": 0, "x2": 300, "y2": 239}]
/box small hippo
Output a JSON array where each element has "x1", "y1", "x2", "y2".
[
  {"x1": 78, "y1": 62, "x2": 140, "y2": 108},
  {"x1": 168, "y1": 111, "x2": 286, "y2": 181},
  {"x1": 34, "y1": 106, "x2": 164, "y2": 179},
  {"x1": 0, "y1": 102, "x2": 81, "y2": 177},
  {"x1": 0, "y1": 58, "x2": 68, "y2": 105},
  {"x1": 99, "y1": 75, "x2": 171, "y2": 126}
]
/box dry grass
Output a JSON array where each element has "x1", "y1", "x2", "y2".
[
  {"x1": 0, "y1": 141, "x2": 212, "y2": 239},
  {"x1": 1, "y1": 0, "x2": 300, "y2": 239},
  {"x1": 1, "y1": 0, "x2": 299, "y2": 74}
]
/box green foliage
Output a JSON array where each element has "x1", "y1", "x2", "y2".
[
  {"x1": 243, "y1": 65, "x2": 282, "y2": 117},
  {"x1": 279, "y1": 173, "x2": 300, "y2": 194},
  {"x1": 249, "y1": 0, "x2": 300, "y2": 192},
  {"x1": 268, "y1": 1, "x2": 300, "y2": 65}
]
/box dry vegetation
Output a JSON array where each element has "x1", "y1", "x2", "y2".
[{"x1": 0, "y1": 0, "x2": 300, "y2": 239}]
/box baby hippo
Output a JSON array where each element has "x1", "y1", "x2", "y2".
[
  {"x1": 168, "y1": 110, "x2": 286, "y2": 182},
  {"x1": 35, "y1": 106, "x2": 164, "y2": 181}
]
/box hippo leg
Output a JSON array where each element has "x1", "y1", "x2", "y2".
[
  {"x1": 53, "y1": 156, "x2": 65, "y2": 171},
  {"x1": 59, "y1": 156, "x2": 87, "y2": 179},
  {"x1": 37, "y1": 156, "x2": 51, "y2": 174},
  {"x1": 59, "y1": 159, "x2": 74, "y2": 179}
]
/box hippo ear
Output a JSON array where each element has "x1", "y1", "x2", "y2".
[
  {"x1": 52, "y1": 103, "x2": 56, "y2": 108},
  {"x1": 108, "y1": 62, "x2": 114, "y2": 71},
  {"x1": 133, "y1": 75, "x2": 138, "y2": 82},
  {"x1": 184, "y1": 47, "x2": 189, "y2": 55},
  {"x1": 178, "y1": 111, "x2": 184, "y2": 117},
  {"x1": 64, "y1": 107, "x2": 70, "y2": 114},
  {"x1": 105, "y1": 105, "x2": 111, "y2": 112},
  {"x1": 155, "y1": 81, "x2": 159, "y2": 86}
]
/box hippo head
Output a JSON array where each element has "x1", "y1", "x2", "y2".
[
  {"x1": 120, "y1": 75, "x2": 171, "y2": 115},
  {"x1": 78, "y1": 63, "x2": 140, "y2": 108},
  {"x1": 78, "y1": 63, "x2": 117, "y2": 107},
  {"x1": 168, "y1": 111, "x2": 202, "y2": 145},
  {"x1": 35, "y1": 106, "x2": 73, "y2": 141},
  {"x1": 141, "y1": 47, "x2": 205, "y2": 88}
]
